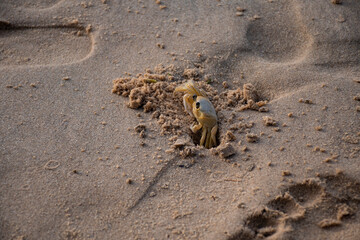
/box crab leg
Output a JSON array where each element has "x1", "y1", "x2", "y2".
[
  {"x1": 191, "y1": 123, "x2": 202, "y2": 133},
  {"x1": 200, "y1": 127, "x2": 207, "y2": 146},
  {"x1": 210, "y1": 125, "x2": 218, "y2": 148},
  {"x1": 205, "y1": 128, "x2": 212, "y2": 149}
]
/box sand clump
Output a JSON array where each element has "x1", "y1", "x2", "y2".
[
  {"x1": 172, "y1": 136, "x2": 191, "y2": 148},
  {"x1": 183, "y1": 68, "x2": 201, "y2": 80},
  {"x1": 112, "y1": 65, "x2": 189, "y2": 136},
  {"x1": 246, "y1": 133, "x2": 259, "y2": 143},
  {"x1": 219, "y1": 83, "x2": 267, "y2": 112},
  {"x1": 317, "y1": 219, "x2": 341, "y2": 228},
  {"x1": 243, "y1": 83, "x2": 258, "y2": 102},
  {"x1": 211, "y1": 143, "x2": 236, "y2": 159},
  {"x1": 337, "y1": 204, "x2": 354, "y2": 220},
  {"x1": 134, "y1": 124, "x2": 146, "y2": 138},
  {"x1": 263, "y1": 116, "x2": 277, "y2": 126},
  {"x1": 225, "y1": 130, "x2": 237, "y2": 141},
  {"x1": 229, "y1": 121, "x2": 254, "y2": 133},
  {"x1": 298, "y1": 98, "x2": 313, "y2": 104}
]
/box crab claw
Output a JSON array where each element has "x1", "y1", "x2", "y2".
[
  {"x1": 174, "y1": 80, "x2": 207, "y2": 97},
  {"x1": 182, "y1": 94, "x2": 195, "y2": 116}
]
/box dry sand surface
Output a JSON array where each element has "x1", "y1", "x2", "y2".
[{"x1": 1, "y1": 0, "x2": 360, "y2": 239}]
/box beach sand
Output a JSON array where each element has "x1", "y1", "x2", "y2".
[{"x1": 0, "y1": 0, "x2": 359, "y2": 239}]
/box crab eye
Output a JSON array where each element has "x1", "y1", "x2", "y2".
[
  {"x1": 192, "y1": 94, "x2": 197, "y2": 101},
  {"x1": 196, "y1": 102, "x2": 200, "y2": 109}
]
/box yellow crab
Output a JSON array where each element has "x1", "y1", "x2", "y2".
[{"x1": 175, "y1": 80, "x2": 218, "y2": 148}]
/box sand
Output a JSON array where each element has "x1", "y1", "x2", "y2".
[{"x1": 0, "y1": 0, "x2": 359, "y2": 239}]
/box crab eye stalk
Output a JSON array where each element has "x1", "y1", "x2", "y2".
[
  {"x1": 196, "y1": 102, "x2": 200, "y2": 109},
  {"x1": 192, "y1": 94, "x2": 197, "y2": 101}
]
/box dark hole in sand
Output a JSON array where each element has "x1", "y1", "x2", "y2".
[{"x1": 187, "y1": 127, "x2": 220, "y2": 148}]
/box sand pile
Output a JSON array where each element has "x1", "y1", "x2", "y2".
[{"x1": 112, "y1": 65, "x2": 268, "y2": 153}]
